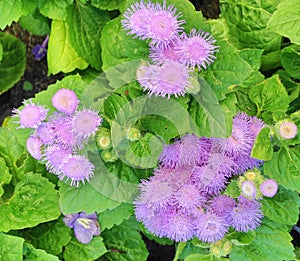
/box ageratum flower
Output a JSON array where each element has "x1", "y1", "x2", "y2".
[
  {"x1": 60, "y1": 155, "x2": 94, "y2": 186},
  {"x1": 72, "y1": 109, "x2": 102, "y2": 139},
  {"x1": 158, "y1": 142, "x2": 181, "y2": 169},
  {"x1": 194, "y1": 211, "x2": 229, "y2": 243},
  {"x1": 279, "y1": 121, "x2": 298, "y2": 139},
  {"x1": 63, "y1": 212, "x2": 100, "y2": 244},
  {"x1": 145, "y1": 2, "x2": 185, "y2": 48},
  {"x1": 121, "y1": 1, "x2": 154, "y2": 39},
  {"x1": 26, "y1": 135, "x2": 43, "y2": 160},
  {"x1": 51, "y1": 89, "x2": 79, "y2": 115},
  {"x1": 12, "y1": 100, "x2": 48, "y2": 129},
  {"x1": 241, "y1": 180, "x2": 257, "y2": 199},
  {"x1": 229, "y1": 196, "x2": 263, "y2": 232},
  {"x1": 177, "y1": 29, "x2": 218, "y2": 70},
  {"x1": 36, "y1": 122, "x2": 54, "y2": 144},
  {"x1": 209, "y1": 194, "x2": 236, "y2": 223},
  {"x1": 260, "y1": 179, "x2": 278, "y2": 198}
]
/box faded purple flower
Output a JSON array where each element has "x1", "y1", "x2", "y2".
[
  {"x1": 72, "y1": 109, "x2": 102, "y2": 138},
  {"x1": 241, "y1": 180, "x2": 256, "y2": 198},
  {"x1": 51, "y1": 89, "x2": 79, "y2": 115},
  {"x1": 177, "y1": 29, "x2": 218, "y2": 70},
  {"x1": 13, "y1": 100, "x2": 48, "y2": 129},
  {"x1": 63, "y1": 212, "x2": 100, "y2": 244},
  {"x1": 260, "y1": 179, "x2": 278, "y2": 198},
  {"x1": 60, "y1": 155, "x2": 94, "y2": 186},
  {"x1": 228, "y1": 196, "x2": 263, "y2": 232},
  {"x1": 32, "y1": 35, "x2": 49, "y2": 61},
  {"x1": 26, "y1": 135, "x2": 43, "y2": 160},
  {"x1": 279, "y1": 121, "x2": 298, "y2": 139}
]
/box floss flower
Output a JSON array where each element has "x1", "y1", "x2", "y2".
[
  {"x1": 63, "y1": 212, "x2": 100, "y2": 244},
  {"x1": 51, "y1": 88, "x2": 79, "y2": 115},
  {"x1": 278, "y1": 121, "x2": 298, "y2": 139},
  {"x1": 260, "y1": 179, "x2": 278, "y2": 198}
]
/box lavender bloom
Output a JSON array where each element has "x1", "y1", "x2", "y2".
[
  {"x1": 241, "y1": 180, "x2": 256, "y2": 199},
  {"x1": 194, "y1": 211, "x2": 229, "y2": 243},
  {"x1": 149, "y1": 38, "x2": 182, "y2": 63},
  {"x1": 209, "y1": 194, "x2": 236, "y2": 223},
  {"x1": 260, "y1": 179, "x2": 278, "y2": 198},
  {"x1": 229, "y1": 196, "x2": 263, "y2": 232},
  {"x1": 12, "y1": 100, "x2": 48, "y2": 129},
  {"x1": 279, "y1": 121, "x2": 298, "y2": 139},
  {"x1": 51, "y1": 89, "x2": 79, "y2": 115},
  {"x1": 158, "y1": 142, "x2": 181, "y2": 169},
  {"x1": 37, "y1": 122, "x2": 54, "y2": 144},
  {"x1": 26, "y1": 135, "x2": 43, "y2": 160},
  {"x1": 60, "y1": 155, "x2": 94, "y2": 186},
  {"x1": 177, "y1": 29, "x2": 218, "y2": 70},
  {"x1": 63, "y1": 212, "x2": 100, "y2": 244},
  {"x1": 32, "y1": 35, "x2": 49, "y2": 61}
]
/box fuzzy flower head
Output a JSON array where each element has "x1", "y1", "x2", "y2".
[
  {"x1": 145, "y1": 2, "x2": 185, "y2": 48},
  {"x1": 194, "y1": 211, "x2": 228, "y2": 243},
  {"x1": 60, "y1": 155, "x2": 94, "y2": 186},
  {"x1": 121, "y1": 1, "x2": 154, "y2": 39},
  {"x1": 139, "y1": 60, "x2": 190, "y2": 98},
  {"x1": 149, "y1": 38, "x2": 182, "y2": 63},
  {"x1": 228, "y1": 196, "x2": 263, "y2": 232},
  {"x1": 278, "y1": 121, "x2": 298, "y2": 139},
  {"x1": 51, "y1": 89, "x2": 79, "y2": 115},
  {"x1": 26, "y1": 136, "x2": 43, "y2": 160},
  {"x1": 158, "y1": 142, "x2": 181, "y2": 169},
  {"x1": 37, "y1": 122, "x2": 54, "y2": 144},
  {"x1": 241, "y1": 180, "x2": 256, "y2": 199},
  {"x1": 13, "y1": 100, "x2": 48, "y2": 129},
  {"x1": 177, "y1": 29, "x2": 218, "y2": 70},
  {"x1": 72, "y1": 109, "x2": 102, "y2": 139},
  {"x1": 209, "y1": 194, "x2": 236, "y2": 223},
  {"x1": 63, "y1": 212, "x2": 100, "y2": 244},
  {"x1": 260, "y1": 179, "x2": 278, "y2": 198}
]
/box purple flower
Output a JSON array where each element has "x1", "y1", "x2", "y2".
[
  {"x1": 37, "y1": 122, "x2": 54, "y2": 144},
  {"x1": 209, "y1": 194, "x2": 236, "y2": 223},
  {"x1": 32, "y1": 35, "x2": 49, "y2": 61},
  {"x1": 149, "y1": 38, "x2": 182, "y2": 63},
  {"x1": 51, "y1": 89, "x2": 79, "y2": 115},
  {"x1": 228, "y1": 196, "x2": 263, "y2": 232},
  {"x1": 241, "y1": 180, "x2": 256, "y2": 198},
  {"x1": 279, "y1": 121, "x2": 298, "y2": 139},
  {"x1": 138, "y1": 60, "x2": 190, "y2": 98},
  {"x1": 12, "y1": 100, "x2": 48, "y2": 129},
  {"x1": 177, "y1": 29, "x2": 218, "y2": 70},
  {"x1": 145, "y1": 2, "x2": 185, "y2": 48},
  {"x1": 194, "y1": 211, "x2": 228, "y2": 243},
  {"x1": 26, "y1": 135, "x2": 43, "y2": 160},
  {"x1": 158, "y1": 142, "x2": 181, "y2": 169},
  {"x1": 260, "y1": 179, "x2": 278, "y2": 198},
  {"x1": 63, "y1": 212, "x2": 100, "y2": 244},
  {"x1": 60, "y1": 155, "x2": 94, "y2": 186},
  {"x1": 249, "y1": 115, "x2": 265, "y2": 138},
  {"x1": 121, "y1": 1, "x2": 154, "y2": 39},
  {"x1": 72, "y1": 109, "x2": 102, "y2": 138}
]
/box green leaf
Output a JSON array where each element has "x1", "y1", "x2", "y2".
[
  {"x1": 184, "y1": 254, "x2": 228, "y2": 261},
  {"x1": 230, "y1": 219, "x2": 295, "y2": 261},
  {"x1": 103, "y1": 93, "x2": 128, "y2": 121},
  {"x1": 200, "y1": 40, "x2": 254, "y2": 100},
  {"x1": 248, "y1": 75, "x2": 289, "y2": 115},
  {"x1": 227, "y1": 230, "x2": 256, "y2": 246},
  {"x1": 251, "y1": 127, "x2": 273, "y2": 161},
  {"x1": 98, "y1": 202, "x2": 133, "y2": 231},
  {"x1": 0, "y1": 33, "x2": 26, "y2": 95},
  {"x1": 267, "y1": 0, "x2": 300, "y2": 45},
  {"x1": 48, "y1": 20, "x2": 88, "y2": 74},
  {"x1": 91, "y1": 0, "x2": 123, "y2": 10},
  {"x1": 281, "y1": 47, "x2": 300, "y2": 80},
  {"x1": 100, "y1": 17, "x2": 149, "y2": 71},
  {"x1": 66, "y1": 2, "x2": 110, "y2": 70},
  {"x1": 59, "y1": 181, "x2": 122, "y2": 214},
  {"x1": 20, "y1": 218, "x2": 71, "y2": 256},
  {"x1": 102, "y1": 217, "x2": 148, "y2": 261},
  {"x1": 0, "y1": 157, "x2": 12, "y2": 197},
  {"x1": 262, "y1": 186, "x2": 300, "y2": 225},
  {"x1": 19, "y1": 10, "x2": 50, "y2": 35},
  {"x1": 0, "y1": 43, "x2": 3, "y2": 62},
  {"x1": 0, "y1": 173, "x2": 60, "y2": 232},
  {"x1": 264, "y1": 146, "x2": 300, "y2": 191},
  {"x1": 63, "y1": 237, "x2": 107, "y2": 261},
  {"x1": 220, "y1": 0, "x2": 282, "y2": 52},
  {"x1": 0, "y1": 233, "x2": 24, "y2": 261},
  {"x1": 23, "y1": 243, "x2": 60, "y2": 261},
  {"x1": 38, "y1": 0, "x2": 73, "y2": 21}
]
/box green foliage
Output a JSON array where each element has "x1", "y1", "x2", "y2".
[
  {"x1": 251, "y1": 127, "x2": 273, "y2": 161},
  {"x1": 23, "y1": 243, "x2": 60, "y2": 261},
  {"x1": 38, "y1": 0, "x2": 73, "y2": 21},
  {"x1": 0, "y1": 233, "x2": 24, "y2": 261},
  {"x1": 18, "y1": 10, "x2": 50, "y2": 35},
  {"x1": 281, "y1": 46, "x2": 300, "y2": 80},
  {"x1": 267, "y1": 0, "x2": 300, "y2": 45},
  {"x1": 0, "y1": 33, "x2": 26, "y2": 95},
  {"x1": 91, "y1": 0, "x2": 124, "y2": 11}
]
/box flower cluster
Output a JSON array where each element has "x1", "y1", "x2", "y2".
[
  {"x1": 134, "y1": 112, "x2": 272, "y2": 242},
  {"x1": 122, "y1": 1, "x2": 218, "y2": 98},
  {"x1": 13, "y1": 89, "x2": 102, "y2": 186}
]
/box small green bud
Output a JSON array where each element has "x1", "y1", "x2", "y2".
[
  {"x1": 96, "y1": 127, "x2": 111, "y2": 149},
  {"x1": 101, "y1": 149, "x2": 118, "y2": 162},
  {"x1": 127, "y1": 127, "x2": 141, "y2": 141}
]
